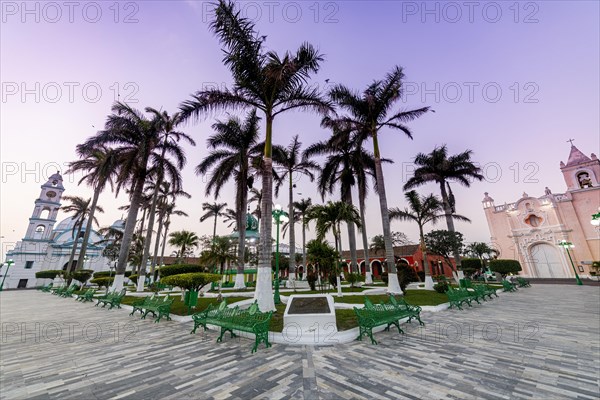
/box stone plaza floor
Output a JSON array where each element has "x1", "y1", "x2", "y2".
[{"x1": 1, "y1": 285, "x2": 599, "y2": 399}]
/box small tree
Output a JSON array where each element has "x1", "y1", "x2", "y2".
[
  {"x1": 35, "y1": 270, "x2": 64, "y2": 280},
  {"x1": 72, "y1": 269, "x2": 94, "y2": 285},
  {"x1": 489, "y1": 259, "x2": 522, "y2": 277},
  {"x1": 346, "y1": 272, "x2": 365, "y2": 288},
  {"x1": 461, "y1": 258, "x2": 483, "y2": 277},
  {"x1": 160, "y1": 273, "x2": 221, "y2": 292},
  {"x1": 90, "y1": 276, "x2": 114, "y2": 289},
  {"x1": 425, "y1": 230, "x2": 464, "y2": 272}
]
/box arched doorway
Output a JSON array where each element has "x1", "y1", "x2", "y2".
[
  {"x1": 529, "y1": 243, "x2": 567, "y2": 278},
  {"x1": 371, "y1": 260, "x2": 382, "y2": 277}
]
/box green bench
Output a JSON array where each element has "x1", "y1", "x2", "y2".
[
  {"x1": 191, "y1": 299, "x2": 230, "y2": 333},
  {"x1": 37, "y1": 283, "x2": 53, "y2": 292},
  {"x1": 446, "y1": 287, "x2": 480, "y2": 310},
  {"x1": 472, "y1": 284, "x2": 498, "y2": 300},
  {"x1": 516, "y1": 277, "x2": 531, "y2": 287},
  {"x1": 130, "y1": 294, "x2": 157, "y2": 316},
  {"x1": 76, "y1": 289, "x2": 97, "y2": 302},
  {"x1": 59, "y1": 284, "x2": 78, "y2": 298},
  {"x1": 96, "y1": 289, "x2": 126, "y2": 309},
  {"x1": 139, "y1": 296, "x2": 173, "y2": 323},
  {"x1": 502, "y1": 280, "x2": 518, "y2": 292},
  {"x1": 354, "y1": 297, "x2": 413, "y2": 345},
  {"x1": 51, "y1": 285, "x2": 68, "y2": 295},
  {"x1": 191, "y1": 301, "x2": 273, "y2": 353}
]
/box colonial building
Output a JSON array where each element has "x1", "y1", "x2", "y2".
[
  {"x1": 3, "y1": 172, "x2": 114, "y2": 289},
  {"x1": 482, "y1": 144, "x2": 600, "y2": 278}
]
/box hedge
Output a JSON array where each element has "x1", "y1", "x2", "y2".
[
  {"x1": 489, "y1": 259, "x2": 522, "y2": 275},
  {"x1": 35, "y1": 270, "x2": 63, "y2": 279},
  {"x1": 93, "y1": 270, "x2": 133, "y2": 278},
  {"x1": 159, "y1": 264, "x2": 204, "y2": 278},
  {"x1": 90, "y1": 277, "x2": 114, "y2": 288},
  {"x1": 461, "y1": 258, "x2": 483, "y2": 275},
  {"x1": 160, "y1": 273, "x2": 221, "y2": 291}
]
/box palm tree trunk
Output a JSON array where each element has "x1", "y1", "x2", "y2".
[
  {"x1": 112, "y1": 177, "x2": 145, "y2": 291},
  {"x1": 255, "y1": 117, "x2": 275, "y2": 312},
  {"x1": 66, "y1": 220, "x2": 84, "y2": 275},
  {"x1": 420, "y1": 226, "x2": 434, "y2": 290},
  {"x1": 343, "y1": 190, "x2": 359, "y2": 274},
  {"x1": 159, "y1": 220, "x2": 170, "y2": 271},
  {"x1": 75, "y1": 187, "x2": 101, "y2": 271},
  {"x1": 234, "y1": 177, "x2": 247, "y2": 289},
  {"x1": 333, "y1": 227, "x2": 343, "y2": 297},
  {"x1": 301, "y1": 215, "x2": 307, "y2": 280},
  {"x1": 150, "y1": 210, "x2": 165, "y2": 283},
  {"x1": 372, "y1": 134, "x2": 402, "y2": 294},
  {"x1": 358, "y1": 189, "x2": 372, "y2": 283},
  {"x1": 440, "y1": 182, "x2": 462, "y2": 274},
  {"x1": 288, "y1": 175, "x2": 296, "y2": 280}
]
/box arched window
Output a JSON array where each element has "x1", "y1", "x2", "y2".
[
  {"x1": 577, "y1": 172, "x2": 593, "y2": 189},
  {"x1": 525, "y1": 214, "x2": 542, "y2": 227},
  {"x1": 39, "y1": 208, "x2": 51, "y2": 219},
  {"x1": 35, "y1": 225, "x2": 45, "y2": 233}
]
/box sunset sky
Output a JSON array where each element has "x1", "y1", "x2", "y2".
[{"x1": 1, "y1": 1, "x2": 598, "y2": 260}]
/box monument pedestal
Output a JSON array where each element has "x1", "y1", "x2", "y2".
[{"x1": 283, "y1": 294, "x2": 337, "y2": 345}]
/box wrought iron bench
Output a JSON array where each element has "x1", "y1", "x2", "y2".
[
  {"x1": 516, "y1": 277, "x2": 531, "y2": 287},
  {"x1": 502, "y1": 280, "x2": 518, "y2": 292},
  {"x1": 96, "y1": 289, "x2": 126, "y2": 309},
  {"x1": 140, "y1": 296, "x2": 173, "y2": 323}
]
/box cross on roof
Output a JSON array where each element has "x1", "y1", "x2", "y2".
[{"x1": 567, "y1": 138, "x2": 575, "y2": 146}]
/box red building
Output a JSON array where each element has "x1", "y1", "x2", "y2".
[{"x1": 340, "y1": 245, "x2": 456, "y2": 279}]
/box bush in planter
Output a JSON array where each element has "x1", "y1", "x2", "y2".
[
  {"x1": 159, "y1": 264, "x2": 204, "y2": 278},
  {"x1": 461, "y1": 258, "x2": 482, "y2": 276},
  {"x1": 90, "y1": 277, "x2": 114, "y2": 289},
  {"x1": 346, "y1": 272, "x2": 364, "y2": 288},
  {"x1": 72, "y1": 269, "x2": 94, "y2": 284},
  {"x1": 433, "y1": 281, "x2": 449, "y2": 293},
  {"x1": 35, "y1": 270, "x2": 64, "y2": 280},
  {"x1": 489, "y1": 259, "x2": 522, "y2": 276}
]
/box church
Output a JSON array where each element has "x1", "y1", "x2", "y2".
[
  {"x1": 3, "y1": 172, "x2": 115, "y2": 289},
  {"x1": 482, "y1": 144, "x2": 600, "y2": 279}
]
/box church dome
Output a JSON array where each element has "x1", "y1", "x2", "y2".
[
  {"x1": 110, "y1": 219, "x2": 126, "y2": 232},
  {"x1": 54, "y1": 217, "x2": 89, "y2": 232}
]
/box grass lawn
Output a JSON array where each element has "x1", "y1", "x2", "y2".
[{"x1": 333, "y1": 289, "x2": 448, "y2": 306}]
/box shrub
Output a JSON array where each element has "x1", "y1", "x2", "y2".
[
  {"x1": 306, "y1": 273, "x2": 318, "y2": 291},
  {"x1": 160, "y1": 273, "x2": 221, "y2": 292},
  {"x1": 90, "y1": 277, "x2": 114, "y2": 289},
  {"x1": 461, "y1": 258, "x2": 483, "y2": 276},
  {"x1": 489, "y1": 259, "x2": 522, "y2": 276},
  {"x1": 93, "y1": 271, "x2": 112, "y2": 278},
  {"x1": 434, "y1": 275, "x2": 447, "y2": 282},
  {"x1": 396, "y1": 262, "x2": 419, "y2": 292},
  {"x1": 72, "y1": 269, "x2": 94, "y2": 283},
  {"x1": 346, "y1": 272, "x2": 364, "y2": 288},
  {"x1": 433, "y1": 282, "x2": 449, "y2": 293},
  {"x1": 381, "y1": 272, "x2": 389, "y2": 284},
  {"x1": 417, "y1": 271, "x2": 425, "y2": 282},
  {"x1": 159, "y1": 264, "x2": 204, "y2": 278},
  {"x1": 129, "y1": 274, "x2": 139, "y2": 284},
  {"x1": 35, "y1": 270, "x2": 63, "y2": 279},
  {"x1": 328, "y1": 274, "x2": 338, "y2": 288}
]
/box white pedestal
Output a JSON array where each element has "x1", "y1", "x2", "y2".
[
  {"x1": 283, "y1": 294, "x2": 337, "y2": 345},
  {"x1": 286, "y1": 279, "x2": 310, "y2": 289}
]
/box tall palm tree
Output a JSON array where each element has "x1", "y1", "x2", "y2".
[
  {"x1": 274, "y1": 135, "x2": 318, "y2": 280},
  {"x1": 61, "y1": 196, "x2": 104, "y2": 274},
  {"x1": 404, "y1": 145, "x2": 483, "y2": 272},
  {"x1": 66, "y1": 144, "x2": 117, "y2": 271},
  {"x1": 136, "y1": 109, "x2": 194, "y2": 291},
  {"x1": 179, "y1": 0, "x2": 332, "y2": 311},
  {"x1": 389, "y1": 191, "x2": 470, "y2": 289},
  {"x1": 196, "y1": 110, "x2": 263, "y2": 289},
  {"x1": 200, "y1": 202, "x2": 228, "y2": 243},
  {"x1": 326, "y1": 66, "x2": 430, "y2": 294},
  {"x1": 81, "y1": 102, "x2": 182, "y2": 291},
  {"x1": 294, "y1": 198, "x2": 312, "y2": 277},
  {"x1": 199, "y1": 236, "x2": 236, "y2": 275},
  {"x1": 307, "y1": 201, "x2": 361, "y2": 295},
  {"x1": 168, "y1": 230, "x2": 200, "y2": 263}
]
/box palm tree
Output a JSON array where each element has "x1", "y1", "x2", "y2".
[
  {"x1": 404, "y1": 145, "x2": 483, "y2": 272},
  {"x1": 326, "y1": 66, "x2": 430, "y2": 294},
  {"x1": 197, "y1": 110, "x2": 263, "y2": 289},
  {"x1": 221, "y1": 208, "x2": 239, "y2": 230},
  {"x1": 179, "y1": 0, "x2": 332, "y2": 311},
  {"x1": 293, "y1": 198, "x2": 312, "y2": 276},
  {"x1": 66, "y1": 144, "x2": 117, "y2": 271},
  {"x1": 248, "y1": 188, "x2": 262, "y2": 223},
  {"x1": 168, "y1": 230, "x2": 200, "y2": 263},
  {"x1": 61, "y1": 196, "x2": 104, "y2": 274},
  {"x1": 389, "y1": 191, "x2": 470, "y2": 289},
  {"x1": 369, "y1": 235, "x2": 386, "y2": 256},
  {"x1": 159, "y1": 203, "x2": 188, "y2": 269},
  {"x1": 136, "y1": 109, "x2": 194, "y2": 291},
  {"x1": 274, "y1": 135, "x2": 318, "y2": 280},
  {"x1": 199, "y1": 235, "x2": 236, "y2": 275},
  {"x1": 464, "y1": 242, "x2": 498, "y2": 280},
  {"x1": 81, "y1": 102, "x2": 185, "y2": 291},
  {"x1": 200, "y1": 202, "x2": 228, "y2": 246},
  {"x1": 307, "y1": 201, "x2": 361, "y2": 295}
]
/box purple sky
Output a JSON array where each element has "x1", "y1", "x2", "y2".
[{"x1": 1, "y1": 1, "x2": 599, "y2": 259}]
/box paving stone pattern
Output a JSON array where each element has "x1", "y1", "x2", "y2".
[{"x1": 0, "y1": 285, "x2": 599, "y2": 399}]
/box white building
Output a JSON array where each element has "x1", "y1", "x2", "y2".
[{"x1": 3, "y1": 172, "x2": 114, "y2": 289}]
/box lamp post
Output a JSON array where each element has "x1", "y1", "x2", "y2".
[
  {"x1": 272, "y1": 204, "x2": 289, "y2": 305},
  {"x1": 0, "y1": 259, "x2": 15, "y2": 291},
  {"x1": 558, "y1": 240, "x2": 583, "y2": 285}
]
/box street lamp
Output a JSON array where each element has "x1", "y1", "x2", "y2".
[
  {"x1": 558, "y1": 240, "x2": 583, "y2": 285},
  {"x1": 0, "y1": 259, "x2": 15, "y2": 291},
  {"x1": 272, "y1": 204, "x2": 289, "y2": 305}
]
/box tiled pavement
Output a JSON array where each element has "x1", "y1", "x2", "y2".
[{"x1": 1, "y1": 285, "x2": 599, "y2": 399}]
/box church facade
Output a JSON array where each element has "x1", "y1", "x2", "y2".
[
  {"x1": 482, "y1": 145, "x2": 600, "y2": 279},
  {"x1": 4, "y1": 173, "x2": 112, "y2": 289}
]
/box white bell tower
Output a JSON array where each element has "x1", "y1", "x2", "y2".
[{"x1": 24, "y1": 172, "x2": 65, "y2": 240}]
